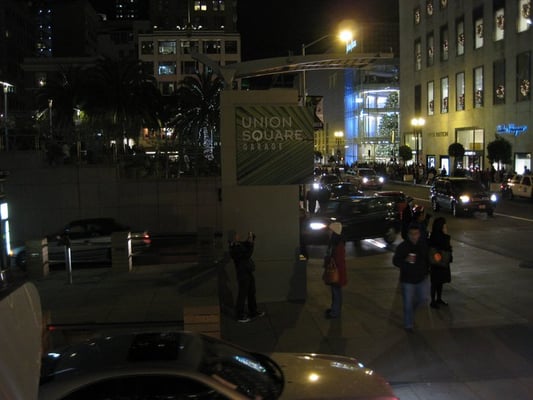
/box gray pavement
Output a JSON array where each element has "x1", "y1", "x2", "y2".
[{"x1": 31, "y1": 237, "x2": 533, "y2": 400}]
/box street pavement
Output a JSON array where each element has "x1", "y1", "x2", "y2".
[{"x1": 31, "y1": 235, "x2": 533, "y2": 400}]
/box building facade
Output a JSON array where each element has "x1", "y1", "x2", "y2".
[{"x1": 400, "y1": 0, "x2": 533, "y2": 174}]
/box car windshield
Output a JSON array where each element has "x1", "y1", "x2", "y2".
[
  {"x1": 454, "y1": 180, "x2": 485, "y2": 192},
  {"x1": 358, "y1": 170, "x2": 376, "y2": 177}
]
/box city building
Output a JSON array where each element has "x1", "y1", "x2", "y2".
[{"x1": 399, "y1": 0, "x2": 533, "y2": 174}]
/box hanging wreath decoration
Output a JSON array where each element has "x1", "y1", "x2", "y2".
[
  {"x1": 522, "y1": 2, "x2": 531, "y2": 19},
  {"x1": 476, "y1": 23, "x2": 484, "y2": 38},
  {"x1": 428, "y1": 46, "x2": 434, "y2": 58},
  {"x1": 440, "y1": 0, "x2": 448, "y2": 8},
  {"x1": 496, "y1": 14, "x2": 505, "y2": 30},
  {"x1": 475, "y1": 90, "x2": 483, "y2": 105},
  {"x1": 458, "y1": 33, "x2": 465, "y2": 47},
  {"x1": 427, "y1": 1, "x2": 433, "y2": 15},
  {"x1": 496, "y1": 84, "x2": 505, "y2": 99},
  {"x1": 414, "y1": 8, "x2": 421, "y2": 24},
  {"x1": 520, "y1": 79, "x2": 530, "y2": 97},
  {"x1": 442, "y1": 97, "x2": 448, "y2": 111},
  {"x1": 458, "y1": 94, "x2": 465, "y2": 108},
  {"x1": 429, "y1": 100, "x2": 434, "y2": 112},
  {"x1": 442, "y1": 39, "x2": 449, "y2": 52}
]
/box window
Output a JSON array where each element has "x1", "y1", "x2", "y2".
[
  {"x1": 517, "y1": 52, "x2": 531, "y2": 101},
  {"x1": 415, "y1": 39, "x2": 422, "y2": 70},
  {"x1": 456, "y1": 72, "x2": 465, "y2": 111},
  {"x1": 225, "y1": 40, "x2": 237, "y2": 54},
  {"x1": 141, "y1": 41, "x2": 153, "y2": 55},
  {"x1": 440, "y1": 0, "x2": 448, "y2": 9},
  {"x1": 428, "y1": 81, "x2": 435, "y2": 115},
  {"x1": 212, "y1": 0, "x2": 225, "y2": 11},
  {"x1": 158, "y1": 62, "x2": 176, "y2": 75},
  {"x1": 203, "y1": 40, "x2": 221, "y2": 54},
  {"x1": 160, "y1": 82, "x2": 175, "y2": 96},
  {"x1": 473, "y1": 6, "x2": 484, "y2": 49},
  {"x1": 414, "y1": 7, "x2": 421, "y2": 24},
  {"x1": 180, "y1": 40, "x2": 199, "y2": 54},
  {"x1": 456, "y1": 18, "x2": 464, "y2": 56},
  {"x1": 518, "y1": 0, "x2": 531, "y2": 32},
  {"x1": 440, "y1": 25, "x2": 449, "y2": 61},
  {"x1": 427, "y1": 32, "x2": 435, "y2": 66},
  {"x1": 494, "y1": 7, "x2": 505, "y2": 41},
  {"x1": 426, "y1": 0, "x2": 434, "y2": 16},
  {"x1": 194, "y1": 1, "x2": 208, "y2": 11},
  {"x1": 158, "y1": 41, "x2": 176, "y2": 55},
  {"x1": 493, "y1": 59, "x2": 506, "y2": 104},
  {"x1": 441, "y1": 77, "x2": 449, "y2": 113},
  {"x1": 181, "y1": 61, "x2": 198, "y2": 75},
  {"x1": 473, "y1": 66, "x2": 484, "y2": 107}
]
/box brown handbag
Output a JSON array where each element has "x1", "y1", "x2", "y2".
[{"x1": 322, "y1": 257, "x2": 339, "y2": 285}]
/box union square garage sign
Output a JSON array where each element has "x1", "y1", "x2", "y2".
[{"x1": 235, "y1": 105, "x2": 314, "y2": 185}]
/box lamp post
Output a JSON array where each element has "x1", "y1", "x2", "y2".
[
  {"x1": 301, "y1": 29, "x2": 353, "y2": 105},
  {"x1": 410, "y1": 117, "x2": 425, "y2": 183},
  {"x1": 0, "y1": 81, "x2": 13, "y2": 151}
]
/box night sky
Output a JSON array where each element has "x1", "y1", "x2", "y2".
[{"x1": 237, "y1": 0, "x2": 399, "y2": 60}]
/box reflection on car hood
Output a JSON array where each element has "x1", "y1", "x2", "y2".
[{"x1": 270, "y1": 353, "x2": 397, "y2": 399}]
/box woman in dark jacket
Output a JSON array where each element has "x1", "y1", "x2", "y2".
[
  {"x1": 325, "y1": 222, "x2": 347, "y2": 319},
  {"x1": 428, "y1": 217, "x2": 452, "y2": 308}
]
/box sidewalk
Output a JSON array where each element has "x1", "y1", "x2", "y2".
[{"x1": 33, "y1": 238, "x2": 533, "y2": 400}]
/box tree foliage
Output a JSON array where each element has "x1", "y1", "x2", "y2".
[
  {"x1": 487, "y1": 135, "x2": 512, "y2": 168},
  {"x1": 448, "y1": 142, "x2": 465, "y2": 173},
  {"x1": 399, "y1": 144, "x2": 413, "y2": 162}
]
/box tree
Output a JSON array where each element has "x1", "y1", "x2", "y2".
[
  {"x1": 448, "y1": 142, "x2": 465, "y2": 174},
  {"x1": 487, "y1": 135, "x2": 512, "y2": 171},
  {"x1": 170, "y1": 71, "x2": 224, "y2": 176},
  {"x1": 398, "y1": 144, "x2": 413, "y2": 163}
]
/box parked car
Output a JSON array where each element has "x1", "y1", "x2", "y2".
[
  {"x1": 349, "y1": 168, "x2": 385, "y2": 190},
  {"x1": 301, "y1": 195, "x2": 399, "y2": 245},
  {"x1": 502, "y1": 174, "x2": 533, "y2": 199},
  {"x1": 429, "y1": 177, "x2": 497, "y2": 217},
  {"x1": 327, "y1": 182, "x2": 364, "y2": 199},
  {"x1": 373, "y1": 191, "x2": 412, "y2": 229},
  {"x1": 39, "y1": 330, "x2": 398, "y2": 400},
  {"x1": 11, "y1": 218, "x2": 151, "y2": 267}
]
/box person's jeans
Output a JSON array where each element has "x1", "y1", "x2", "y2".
[
  {"x1": 401, "y1": 277, "x2": 430, "y2": 329},
  {"x1": 236, "y1": 270, "x2": 257, "y2": 318},
  {"x1": 330, "y1": 284, "x2": 343, "y2": 317}
]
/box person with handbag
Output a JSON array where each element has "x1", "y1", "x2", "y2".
[
  {"x1": 229, "y1": 231, "x2": 265, "y2": 323},
  {"x1": 428, "y1": 217, "x2": 453, "y2": 309},
  {"x1": 323, "y1": 222, "x2": 347, "y2": 319}
]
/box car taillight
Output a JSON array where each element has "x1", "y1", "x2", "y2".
[{"x1": 143, "y1": 232, "x2": 151, "y2": 244}]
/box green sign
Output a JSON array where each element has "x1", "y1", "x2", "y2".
[{"x1": 235, "y1": 105, "x2": 314, "y2": 185}]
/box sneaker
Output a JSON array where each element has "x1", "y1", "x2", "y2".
[
  {"x1": 237, "y1": 316, "x2": 251, "y2": 323},
  {"x1": 437, "y1": 299, "x2": 448, "y2": 306},
  {"x1": 250, "y1": 311, "x2": 265, "y2": 320}
]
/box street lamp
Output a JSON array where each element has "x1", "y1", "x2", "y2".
[
  {"x1": 301, "y1": 29, "x2": 354, "y2": 105},
  {"x1": 0, "y1": 81, "x2": 13, "y2": 151},
  {"x1": 410, "y1": 117, "x2": 425, "y2": 182}
]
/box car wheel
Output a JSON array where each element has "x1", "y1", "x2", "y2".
[
  {"x1": 383, "y1": 227, "x2": 397, "y2": 244},
  {"x1": 431, "y1": 198, "x2": 439, "y2": 211}
]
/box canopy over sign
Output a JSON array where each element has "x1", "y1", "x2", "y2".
[{"x1": 235, "y1": 105, "x2": 314, "y2": 185}]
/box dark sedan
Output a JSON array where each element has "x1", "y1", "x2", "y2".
[{"x1": 301, "y1": 196, "x2": 399, "y2": 245}]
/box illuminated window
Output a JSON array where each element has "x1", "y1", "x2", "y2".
[
  {"x1": 194, "y1": 1, "x2": 208, "y2": 11},
  {"x1": 456, "y1": 18, "x2": 464, "y2": 56},
  {"x1": 441, "y1": 77, "x2": 449, "y2": 113},
  {"x1": 494, "y1": 7, "x2": 504, "y2": 41},
  {"x1": 141, "y1": 41, "x2": 153, "y2": 55},
  {"x1": 518, "y1": 0, "x2": 531, "y2": 32},
  {"x1": 473, "y1": 66, "x2": 484, "y2": 108},
  {"x1": 427, "y1": 81, "x2": 435, "y2": 115},
  {"x1": 456, "y1": 72, "x2": 465, "y2": 111},
  {"x1": 427, "y1": 32, "x2": 434, "y2": 66},
  {"x1": 414, "y1": 39, "x2": 422, "y2": 71},
  {"x1": 414, "y1": 7, "x2": 421, "y2": 25},
  {"x1": 180, "y1": 40, "x2": 199, "y2": 54},
  {"x1": 203, "y1": 40, "x2": 221, "y2": 54},
  {"x1": 158, "y1": 41, "x2": 176, "y2": 55},
  {"x1": 440, "y1": 25, "x2": 448, "y2": 61},
  {"x1": 493, "y1": 59, "x2": 505, "y2": 104},
  {"x1": 517, "y1": 52, "x2": 531, "y2": 101},
  {"x1": 158, "y1": 62, "x2": 176, "y2": 75}
]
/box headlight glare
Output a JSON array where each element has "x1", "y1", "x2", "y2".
[
  {"x1": 310, "y1": 222, "x2": 327, "y2": 230},
  {"x1": 490, "y1": 193, "x2": 498, "y2": 202},
  {"x1": 459, "y1": 195, "x2": 470, "y2": 203}
]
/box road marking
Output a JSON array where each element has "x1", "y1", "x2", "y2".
[{"x1": 493, "y1": 213, "x2": 533, "y2": 222}]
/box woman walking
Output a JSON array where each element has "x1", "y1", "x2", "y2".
[{"x1": 428, "y1": 217, "x2": 453, "y2": 308}]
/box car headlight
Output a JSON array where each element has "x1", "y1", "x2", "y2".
[
  {"x1": 490, "y1": 193, "x2": 498, "y2": 202},
  {"x1": 309, "y1": 222, "x2": 328, "y2": 230},
  {"x1": 459, "y1": 195, "x2": 470, "y2": 203},
  {"x1": 312, "y1": 183, "x2": 320, "y2": 190},
  {"x1": 362, "y1": 177, "x2": 369, "y2": 183},
  {"x1": 378, "y1": 177, "x2": 384, "y2": 183}
]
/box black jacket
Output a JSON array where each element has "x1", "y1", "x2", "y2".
[
  {"x1": 393, "y1": 239, "x2": 430, "y2": 284},
  {"x1": 229, "y1": 240, "x2": 255, "y2": 274}
]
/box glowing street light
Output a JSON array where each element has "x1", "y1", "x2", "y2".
[{"x1": 301, "y1": 29, "x2": 354, "y2": 105}]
